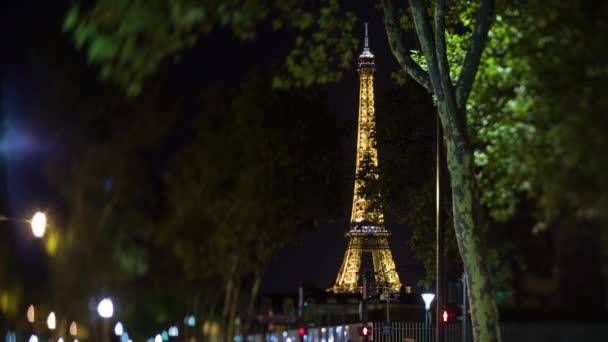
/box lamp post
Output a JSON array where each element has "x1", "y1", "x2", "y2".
[
  {"x1": 97, "y1": 298, "x2": 114, "y2": 342},
  {"x1": 421, "y1": 293, "x2": 435, "y2": 342},
  {"x1": 0, "y1": 211, "x2": 47, "y2": 238},
  {"x1": 114, "y1": 322, "x2": 124, "y2": 337}
]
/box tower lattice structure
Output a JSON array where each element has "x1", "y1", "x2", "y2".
[{"x1": 329, "y1": 24, "x2": 402, "y2": 294}]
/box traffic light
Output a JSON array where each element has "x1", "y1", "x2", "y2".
[
  {"x1": 298, "y1": 327, "x2": 307, "y2": 337},
  {"x1": 441, "y1": 306, "x2": 459, "y2": 323},
  {"x1": 357, "y1": 325, "x2": 372, "y2": 337}
]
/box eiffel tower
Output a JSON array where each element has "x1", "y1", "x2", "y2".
[{"x1": 329, "y1": 23, "x2": 402, "y2": 294}]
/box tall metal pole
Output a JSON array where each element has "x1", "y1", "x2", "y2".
[
  {"x1": 463, "y1": 272, "x2": 468, "y2": 342},
  {"x1": 424, "y1": 308, "x2": 430, "y2": 342},
  {"x1": 436, "y1": 110, "x2": 445, "y2": 341}
]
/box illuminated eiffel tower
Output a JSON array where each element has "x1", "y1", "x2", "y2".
[{"x1": 329, "y1": 23, "x2": 402, "y2": 294}]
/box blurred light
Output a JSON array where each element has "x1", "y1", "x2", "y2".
[
  {"x1": 31, "y1": 212, "x2": 46, "y2": 238},
  {"x1": 443, "y1": 310, "x2": 448, "y2": 322},
  {"x1": 186, "y1": 315, "x2": 195, "y2": 327},
  {"x1": 168, "y1": 326, "x2": 179, "y2": 337},
  {"x1": 121, "y1": 332, "x2": 129, "y2": 342},
  {"x1": 27, "y1": 305, "x2": 35, "y2": 323},
  {"x1": 421, "y1": 293, "x2": 435, "y2": 310},
  {"x1": 47, "y1": 312, "x2": 56, "y2": 330},
  {"x1": 298, "y1": 327, "x2": 307, "y2": 337},
  {"x1": 114, "y1": 322, "x2": 124, "y2": 336},
  {"x1": 69, "y1": 321, "x2": 78, "y2": 336},
  {"x1": 357, "y1": 326, "x2": 371, "y2": 337},
  {"x1": 286, "y1": 338, "x2": 293, "y2": 342},
  {"x1": 282, "y1": 332, "x2": 287, "y2": 338},
  {"x1": 74, "y1": 339, "x2": 79, "y2": 342},
  {"x1": 154, "y1": 334, "x2": 162, "y2": 342},
  {"x1": 58, "y1": 338, "x2": 64, "y2": 342},
  {"x1": 161, "y1": 331, "x2": 169, "y2": 341},
  {"x1": 28, "y1": 335, "x2": 38, "y2": 342},
  {"x1": 5, "y1": 331, "x2": 16, "y2": 342},
  {"x1": 97, "y1": 298, "x2": 113, "y2": 318}
]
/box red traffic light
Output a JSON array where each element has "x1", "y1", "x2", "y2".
[
  {"x1": 299, "y1": 327, "x2": 307, "y2": 337},
  {"x1": 357, "y1": 325, "x2": 372, "y2": 336}
]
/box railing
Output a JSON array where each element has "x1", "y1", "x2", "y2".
[
  {"x1": 371, "y1": 322, "x2": 461, "y2": 342},
  {"x1": 240, "y1": 321, "x2": 608, "y2": 342}
]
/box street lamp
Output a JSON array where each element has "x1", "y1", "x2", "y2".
[
  {"x1": 97, "y1": 298, "x2": 114, "y2": 342},
  {"x1": 114, "y1": 322, "x2": 124, "y2": 336},
  {"x1": 47, "y1": 312, "x2": 56, "y2": 330},
  {"x1": 0, "y1": 211, "x2": 47, "y2": 238},
  {"x1": 69, "y1": 321, "x2": 78, "y2": 337},
  {"x1": 97, "y1": 298, "x2": 114, "y2": 318},
  {"x1": 30, "y1": 212, "x2": 46, "y2": 238},
  {"x1": 27, "y1": 304, "x2": 35, "y2": 323},
  {"x1": 421, "y1": 293, "x2": 435, "y2": 342}
]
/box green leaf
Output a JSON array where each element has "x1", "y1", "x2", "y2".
[
  {"x1": 63, "y1": 5, "x2": 80, "y2": 32},
  {"x1": 88, "y1": 34, "x2": 119, "y2": 62}
]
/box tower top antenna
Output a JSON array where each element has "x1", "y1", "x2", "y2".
[
  {"x1": 364, "y1": 22, "x2": 369, "y2": 50},
  {"x1": 358, "y1": 22, "x2": 375, "y2": 65}
]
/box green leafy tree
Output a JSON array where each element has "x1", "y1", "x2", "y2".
[
  {"x1": 162, "y1": 75, "x2": 340, "y2": 340},
  {"x1": 454, "y1": 1, "x2": 608, "y2": 311}
]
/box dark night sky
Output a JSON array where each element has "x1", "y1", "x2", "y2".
[{"x1": 1, "y1": 0, "x2": 426, "y2": 293}]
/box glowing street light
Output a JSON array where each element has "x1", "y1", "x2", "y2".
[
  {"x1": 97, "y1": 298, "x2": 114, "y2": 318},
  {"x1": 184, "y1": 315, "x2": 196, "y2": 327},
  {"x1": 69, "y1": 321, "x2": 78, "y2": 337},
  {"x1": 30, "y1": 212, "x2": 47, "y2": 238},
  {"x1": 422, "y1": 293, "x2": 435, "y2": 310},
  {"x1": 168, "y1": 326, "x2": 179, "y2": 337},
  {"x1": 114, "y1": 322, "x2": 124, "y2": 336},
  {"x1": 154, "y1": 334, "x2": 162, "y2": 342},
  {"x1": 28, "y1": 335, "x2": 38, "y2": 342},
  {"x1": 421, "y1": 293, "x2": 435, "y2": 342},
  {"x1": 47, "y1": 312, "x2": 56, "y2": 330},
  {"x1": 27, "y1": 304, "x2": 35, "y2": 323}
]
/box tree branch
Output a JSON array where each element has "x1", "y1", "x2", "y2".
[
  {"x1": 383, "y1": 0, "x2": 432, "y2": 93},
  {"x1": 455, "y1": 0, "x2": 495, "y2": 110},
  {"x1": 434, "y1": 0, "x2": 461, "y2": 130},
  {"x1": 408, "y1": 0, "x2": 444, "y2": 100},
  {"x1": 433, "y1": 0, "x2": 454, "y2": 98}
]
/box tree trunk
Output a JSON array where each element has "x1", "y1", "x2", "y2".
[
  {"x1": 244, "y1": 271, "x2": 262, "y2": 335},
  {"x1": 438, "y1": 101, "x2": 501, "y2": 342},
  {"x1": 225, "y1": 282, "x2": 240, "y2": 342},
  {"x1": 223, "y1": 257, "x2": 239, "y2": 342}
]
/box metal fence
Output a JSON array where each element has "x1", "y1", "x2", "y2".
[
  {"x1": 241, "y1": 321, "x2": 608, "y2": 342},
  {"x1": 370, "y1": 322, "x2": 461, "y2": 342}
]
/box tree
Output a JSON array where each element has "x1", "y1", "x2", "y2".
[
  {"x1": 64, "y1": 0, "x2": 502, "y2": 340},
  {"x1": 161, "y1": 74, "x2": 340, "y2": 340},
  {"x1": 455, "y1": 1, "x2": 608, "y2": 312},
  {"x1": 383, "y1": 1, "x2": 500, "y2": 339}
]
